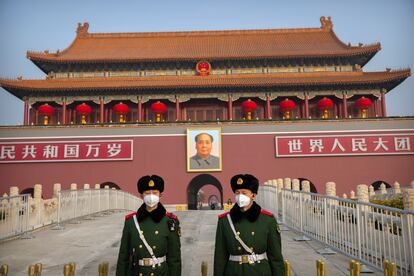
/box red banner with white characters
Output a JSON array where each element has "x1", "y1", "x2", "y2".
[
  {"x1": 0, "y1": 140, "x2": 133, "y2": 163},
  {"x1": 275, "y1": 133, "x2": 414, "y2": 157}
]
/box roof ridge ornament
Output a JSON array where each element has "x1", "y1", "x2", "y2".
[
  {"x1": 77, "y1": 22, "x2": 90, "y2": 38},
  {"x1": 320, "y1": 16, "x2": 333, "y2": 30}
]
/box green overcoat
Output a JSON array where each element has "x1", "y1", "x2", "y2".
[
  {"x1": 214, "y1": 202, "x2": 284, "y2": 276},
  {"x1": 116, "y1": 203, "x2": 181, "y2": 276}
]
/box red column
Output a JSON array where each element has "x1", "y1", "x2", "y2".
[
  {"x1": 73, "y1": 109, "x2": 77, "y2": 124},
  {"x1": 175, "y1": 98, "x2": 180, "y2": 121},
  {"x1": 23, "y1": 98, "x2": 29, "y2": 125},
  {"x1": 381, "y1": 92, "x2": 387, "y2": 117},
  {"x1": 62, "y1": 99, "x2": 67, "y2": 125},
  {"x1": 228, "y1": 95, "x2": 233, "y2": 120},
  {"x1": 68, "y1": 109, "x2": 72, "y2": 124},
  {"x1": 266, "y1": 95, "x2": 271, "y2": 119},
  {"x1": 373, "y1": 98, "x2": 378, "y2": 117},
  {"x1": 336, "y1": 103, "x2": 340, "y2": 118},
  {"x1": 342, "y1": 94, "x2": 348, "y2": 118},
  {"x1": 100, "y1": 99, "x2": 104, "y2": 123},
  {"x1": 304, "y1": 94, "x2": 309, "y2": 119},
  {"x1": 138, "y1": 98, "x2": 142, "y2": 122}
]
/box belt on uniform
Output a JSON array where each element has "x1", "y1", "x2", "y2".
[
  {"x1": 229, "y1": 253, "x2": 267, "y2": 264},
  {"x1": 138, "y1": 256, "x2": 166, "y2": 267}
]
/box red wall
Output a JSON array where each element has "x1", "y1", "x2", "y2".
[{"x1": 1, "y1": 132, "x2": 413, "y2": 203}]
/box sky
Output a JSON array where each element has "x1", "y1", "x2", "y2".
[{"x1": 0, "y1": 0, "x2": 413, "y2": 125}]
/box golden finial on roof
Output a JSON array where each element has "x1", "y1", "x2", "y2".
[
  {"x1": 320, "y1": 16, "x2": 333, "y2": 29},
  {"x1": 77, "y1": 22, "x2": 90, "y2": 37}
]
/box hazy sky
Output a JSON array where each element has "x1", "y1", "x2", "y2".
[{"x1": 0, "y1": 0, "x2": 413, "y2": 125}]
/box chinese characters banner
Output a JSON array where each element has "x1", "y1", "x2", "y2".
[
  {"x1": 275, "y1": 133, "x2": 414, "y2": 157},
  {"x1": 0, "y1": 140, "x2": 133, "y2": 163}
]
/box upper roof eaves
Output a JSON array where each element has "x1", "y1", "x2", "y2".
[{"x1": 26, "y1": 16, "x2": 381, "y2": 64}]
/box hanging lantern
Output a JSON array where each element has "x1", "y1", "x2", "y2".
[
  {"x1": 241, "y1": 99, "x2": 257, "y2": 120},
  {"x1": 279, "y1": 98, "x2": 296, "y2": 119},
  {"x1": 150, "y1": 101, "x2": 167, "y2": 122},
  {"x1": 113, "y1": 102, "x2": 129, "y2": 123},
  {"x1": 75, "y1": 103, "x2": 92, "y2": 124},
  {"x1": 317, "y1": 97, "x2": 334, "y2": 119},
  {"x1": 38, "y1": 103, "x2": 55, "y2": 125},
  {"x1": 355, "y1": 96, "x2": 372, "y2": 118}
]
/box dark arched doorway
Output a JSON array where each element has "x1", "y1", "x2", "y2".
[
  {"x1": 20, "y1": 188, "x2": 35, "y2": 198},
  {"x1": 298, "y1": 178, "x2": 318, "y2": 193},
  {"x1": 371, "y1": 181, "x2": 391, "y2": 190},
  {"x1": 187, "y1": 174, "x2": 223, "y2": 210},
  {"x1": 100, "y1": 182, "x2": 121, "y2": 190}
]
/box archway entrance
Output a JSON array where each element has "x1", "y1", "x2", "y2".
[
  {"x1": 100, "y1": 182, "x2": 121, "y2": 190},
  {"x1": 187, "y1": 174, "x2": 223, "y2": 210}
]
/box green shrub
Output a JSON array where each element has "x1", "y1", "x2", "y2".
[{"x1": 370, "y1": 196, "x2": 404, "y2": 210}]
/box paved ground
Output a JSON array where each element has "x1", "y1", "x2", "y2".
[{"x1": 0, "y1": 210, "x2": 382, "y2": 276}]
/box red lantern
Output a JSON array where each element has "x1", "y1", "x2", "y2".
[
  {"x1": 38, "y1": 103, "x2": 55, "y2": 125},
  {"x1": 279, "y1": 98, "x2": 296, "y2": 119},
  {"x1": 150, "y1": 101, "x2": 167, "y2": 122},
  {"x1": 317, "y1": 97, "x2": 334, "y2": 119},
  {"x1": 355, "y1": 97, "x2": 372, "y2": 118},
  {"x1": 75, "y1": 103, "x2": 92, "y2": 124},
  {"x1": 113, "y1": 102, "x2": 129, "y2": 123},
  {"x1": 196, "y1": 61, "x2": 211, "y2": 76},
  {"x1": 241, "y1": 99, "x2": 257, "y2": 120}
]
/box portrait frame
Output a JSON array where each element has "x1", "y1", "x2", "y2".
[{"x1": 186, "y1": 127, "x2": 222, "y2": 172}]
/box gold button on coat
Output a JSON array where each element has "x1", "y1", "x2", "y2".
[{"x1": 155, "y1": 230, "x2": 159, "y2": 234}]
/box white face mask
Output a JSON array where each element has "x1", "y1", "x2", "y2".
[
  {"x1": 144, "y1": 194, "x2": 160, "y2": 208},
  {"x1": 235, "y1": 194, "x2": 251, "y2": 208}
]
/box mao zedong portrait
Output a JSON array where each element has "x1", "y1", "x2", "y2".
[{"x1": 189, "y1": 133, "x2": 220, "y2": 170}]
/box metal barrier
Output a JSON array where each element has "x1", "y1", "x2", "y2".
[
  {"x1": 0, "y1": 189, "x2": 142, "y2": 241},
  {"x1": 0, "y1": 194, "x2": 30, "y2": 241},
  {"x1": 256, "y1": 186, "x2": 414, "y2": 276}
]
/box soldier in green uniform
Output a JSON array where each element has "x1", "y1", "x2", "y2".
[
  {"x1": 214, "y1": 174, "x2": 285, "y2": 276},
  {"x1": 116, "y1": 175, "x2": 181, "y2": 276}
]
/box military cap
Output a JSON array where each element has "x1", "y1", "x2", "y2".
[
  {"x1": 230, "y1": 174, "x2": 259, "y2": 194},
  {"x1": 137, "y1": 175, "x2": 164, "y2": 194}
]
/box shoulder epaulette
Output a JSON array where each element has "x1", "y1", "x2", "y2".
[
  {"x1": 260, "y1": 209, "x2": 274, "y2": 217},
  {"x1": 166, "y1": 211, "x2": 178, "y2": 220},
  {"x1": 218, "y1": 212, "x2": 230, "y2": 219},
  {"x1": 125, "y1": 212, "x2": 136, "y2": 220}
]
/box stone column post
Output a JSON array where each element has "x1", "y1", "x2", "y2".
[
  {"x1": 302, "y1": 180, "x2": 311, "y2": 200},
  {"x1": 284, "y1": 178, "x2": 292, "y2": 190},
  {"x1": 277, "y1": 179, "x2": 284, "y2": 191},
  {"x1": 369, "y1": 186, "x2": 375, "y2": 198},
  {"x1": 393, "y1": 181, "x2": 401, "y2": 194},
  {"x1": 53, "y1": 183, "x2": 61, "y2": 198},
  {"x1": 403, "y1": 181, "x2": 414, "y2": 211},
  {"x1": 10, "y1": 186, "x2": 19, "y2": 196},
  {"x1": 379, "y1": 183, "x2": 387, "y2": 194},
  {"x1": 325, "y1": 182, "x2": 336, "y2": 197},
  {"x1": 356, "y1": 184, "x2": 369, "y2": 203},
  {"x1": 292, "y1": 179, "x2": 300, "y2": 191}
]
